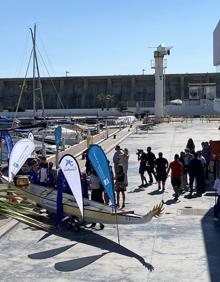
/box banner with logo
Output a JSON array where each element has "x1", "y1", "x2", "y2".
[
  {"x1": 55, "y1": 126, "x2": 62, "y2": 148},
  {"x1": 8, "y1": 138, "x2": 35, "y2": 182},
  {"x1": 88, "y1": 144, "x2": 115, "y2": 207},
  {"x1": 28, "y1": 132, "x2": 34, "y2": 141},
  {"x1": 1, "y1": 130, "x2": 13, "y2": 158},
  {"x1": 59, "y1": 154, "x2": 84, "y2": 217}
]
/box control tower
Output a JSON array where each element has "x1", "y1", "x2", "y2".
[{"x1": 151, "y1": 44, "x2": 172, "y2": 121}]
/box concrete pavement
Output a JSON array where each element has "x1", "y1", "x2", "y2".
[
  {"x1": 0, "y1": 119, "x2": 220, "y2": 281},
  {"x1": 0, "y1": 123, "x2": 138, "y2": 239}
]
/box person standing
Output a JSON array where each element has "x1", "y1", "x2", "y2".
[
  {"x1": 115, "y1": 165, "x2": 126, "y2": 209},
  {"x1": 213, "y1": 176, "x2": 220, "y2": 221},
  {"x1": 186, "y1": 138, "x2": 195, "y2": 154},
  {"x1": 146, "y1": 147, "x2": 156, "y2": 184},
  {"x1": 154, "y1": 152, "x2": 168, "y2": 191},
  {"x1": 167, "y1": 154, "x2": 183, "y2": 201},
  {"x1": 120, "y1": 148, "x2": 129, "y2": 187},
  {"x1": 179, "y1": 151, "x2": 187, "y2": 192},
  {"x1": 47, "y1": 162, "x2": 55, "y2": 187},
  {"x1": 113, "y1": 145, "x2": 123, "y2": 175},
  {"x1": 188, "y1": 152, "x2": 204, "y2": 198},
  {"x1": 39, "y1": 162, "x2": 48, "y2": 186},
  {"x1": 183, "y1": 148, "x2": 194, "y2": 185},
  {"x1": 89, "y1": 169, "x2": 104, "y2": 229},
  {"x1": 201, "y1": 141, "x2": 212, "y2": 179},
  {"x1": 137, "y1": 150, "x2": 148, "y2": 188}
]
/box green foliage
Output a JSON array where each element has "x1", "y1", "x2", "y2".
[
  {"x1": 116, "y1": 101, "x2": 127, "y2": 112},
  {"x1": 0, "y1": 190, "x2": 51, "y2": 230},
  {"x1": 97, "y1": 93, "x2": 114, "y2": 110}
]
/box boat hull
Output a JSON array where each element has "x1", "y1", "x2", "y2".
[{"x1": 2, "y1": 180, "x2": 149, "y2": 225}]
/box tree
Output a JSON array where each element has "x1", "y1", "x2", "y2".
[
  {"x1": 97, "y1": 93, "x2": 114, "y2": 110},
  {"x1": 116, "y1": 101, "x2": 127, "y2": 112}
]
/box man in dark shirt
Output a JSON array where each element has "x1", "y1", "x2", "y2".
[
  {"x1": 188, "y1": 152, "x2": 204, "y2": 198},
  {"x1": 154, "y1": 152, "x2": 169, "y2": 191},
  {"x1": 146, "y1": 147, "x2": 156, "y2": 183}
]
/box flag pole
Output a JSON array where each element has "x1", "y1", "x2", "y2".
[
  {"x1": 114, "y1": 206, "x2": 121, "y2": 245},
  {"x1": 112, "y1": 189, "x2": 120, "y2": 245}
]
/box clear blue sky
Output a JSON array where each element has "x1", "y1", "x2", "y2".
[{"x1": 0, "y1": 0, "x2": 220, "y2": 78}]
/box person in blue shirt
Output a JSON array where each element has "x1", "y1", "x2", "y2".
[{"x1": 47, "y1": 162, "x2": 55, "y2": 187}]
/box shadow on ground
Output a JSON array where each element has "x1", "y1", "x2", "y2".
[
  {"x1": 201, "y1": 207, "x2": 220, "y2": 282},
  {"x1": 148, "y1": 189, "x2": 163, "y2": 196},
  {"x1": 28, "y1": 227, "x2": 154, "y2": 272}
]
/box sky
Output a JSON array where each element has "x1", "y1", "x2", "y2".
[{"x1": 0, "y1": 0, "x2": 220, "y2": 78}]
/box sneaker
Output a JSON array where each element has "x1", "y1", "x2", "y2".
[
  {"x1": 143, "y1": 184, "x2": 148, "y2": 187},
  {"x1": 139, "y1": 184, "x2": 144, "y2": 188},
  {"x1": 100, "y1": 223, "x2": 104, "y2": 230},
  {"x1": 184, "y1": 193, "x2": 192, "y2": 199},
  {"x1": 89, "y1": 223, "x2": 96, "y2": 228}
]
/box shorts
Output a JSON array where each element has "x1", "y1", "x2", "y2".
[
  {"x1": 115, "y1": 182, "x2": 126, "y2": 192},
  {"x1": 171, "y1": 177, "x2": 181, "y2": 188},
  {"x1": 139, "y1": 165, "x2": 146, "y2": 175}
]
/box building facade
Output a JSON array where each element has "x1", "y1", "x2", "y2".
[{"x1": 0, "y1": 72, "x2": 219, "y2": 111}]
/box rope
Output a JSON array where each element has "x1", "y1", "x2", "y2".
[
  {"x1": 36, "y1": 45, "x2": 65, "y2": 109},
  {"x1": 14, "y1": 48, "x2": 33, "y2": 122}
]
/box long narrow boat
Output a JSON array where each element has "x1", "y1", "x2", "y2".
[{"x1": 1, "y1": 176, "x2": 163, "y2": 225}]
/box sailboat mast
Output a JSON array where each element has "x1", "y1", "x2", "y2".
[
  {"x1": 30, "y1": 25, "x2": 46, "y2": 157},
  {"x1": 30, "y1": 24, "x2": 46, "y2": 121},
  {"x1": 35, "y1": 54, "x2": 45, "y2": 120},
  {"x1": 30, "y1": 25, "x2": 36, "y2": 122}
]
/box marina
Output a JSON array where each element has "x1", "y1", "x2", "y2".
[
  {"x1": 0, "y1": 2, "x2": 220, "y2": 281},
  {"x1": 0, "y1": 120, "x2": 219, "y2": 281}
]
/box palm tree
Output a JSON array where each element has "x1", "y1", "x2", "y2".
[
  {"x1": 97, "y1": 93, "x2": 106, "y2": 110},
  {"x1": 97, "y1": 93, "x2": 114, "y2": 110},
  {"x1": 105, "y1": 94, "x2": 114, "y2": 110},
  {"x1": 0, "y1": 188, "x2": 51, "y2": 230}
]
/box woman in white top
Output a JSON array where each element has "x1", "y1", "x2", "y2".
[{"x1": 39, "y1": 162, "x2": 48, "y2": 186}]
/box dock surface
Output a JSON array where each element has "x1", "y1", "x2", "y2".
[{"x1": 0, "y1": 119, "x2": 220, "y2": 282}]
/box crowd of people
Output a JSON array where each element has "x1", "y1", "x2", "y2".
[
  {"x1": 136, "y1": 138, "x2": 212, "y2": 202},
  {"x1": 17, "y1": 136, "x2": 220, "y2": 223},
  {"x1": 19, "y1": 157, "x2": 57, "y2": 187}
]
